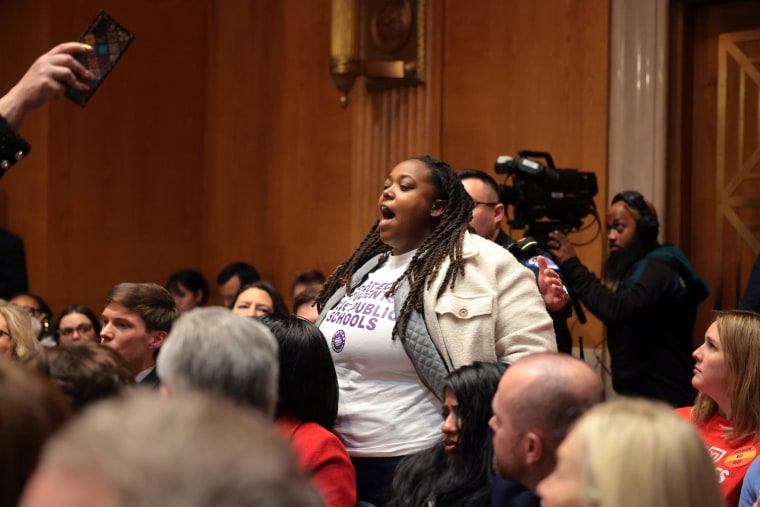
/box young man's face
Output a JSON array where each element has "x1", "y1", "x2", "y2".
[{"x1": 100, "y1": 302, "x2": 163, "y2": 376}]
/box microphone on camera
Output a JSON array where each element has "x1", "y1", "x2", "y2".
[{"x1": 508, "y1": 237, "x2": 561, "y2": 273}]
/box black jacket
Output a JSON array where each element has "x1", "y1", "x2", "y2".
[
  {"x1": 495, "y1": 230, "x2": 573, "y2": 353},
  {"x1": 560, "y1": 244, "x2": 710, "y2": 407},
  {"x1": 0, "y1": 115, "x2": 31, "y2": 178}
]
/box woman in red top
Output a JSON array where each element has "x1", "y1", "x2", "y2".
[
  {"x1": 261, "y1": 314, "x2": 356, "y2": 507},
  {"x1": 676, "y1": 310, "x2": 760, "y2": 507}
]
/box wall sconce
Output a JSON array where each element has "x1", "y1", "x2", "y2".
[{"x1": 330, "y1": 0, "x2": 425, "y2": 108}]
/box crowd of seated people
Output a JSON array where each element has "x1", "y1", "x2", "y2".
[{"x1": 2, "y1": 43, "x2": 760, "y2": 507}]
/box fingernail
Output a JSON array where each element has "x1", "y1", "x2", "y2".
[{"x1": 83, "y1": 43, "x2": 93, "y2": 51}]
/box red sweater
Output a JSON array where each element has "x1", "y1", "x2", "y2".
[
  {"x1": 676, "y1": 407, "x2": 758, "y2": 507},
  {"x1": 275, "y1": 414, "x2": 357, "y2": 507}
]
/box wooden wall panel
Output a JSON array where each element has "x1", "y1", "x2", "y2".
[
  {"x1": 49, "y1": 1, "x2": 208, "y2": 308},
  {"x1": 201, "y1": 0, "x2": 354, "y2": 308},
  {"x1": 0, "y1": 0, "x2": 611, "y2": 325},
  {"x1": 0, "y1": 0, "x2": 354, "y2": 313},
  {"x1": 441, "y1": 0, "x2": 611, "y2": 347},
  {"x1": 347, "y1": 1, "x2": 444, "y2": 248},
  {"x1": 671, "y1": 0, "x2": 760, "y2": 342},
  {"x1": 1, "y1": 0, "x2": 208, "y2": 313}
]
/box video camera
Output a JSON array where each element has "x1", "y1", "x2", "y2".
[{"x1": 494, "y1": 150, "x2": 598, "y2": 248}]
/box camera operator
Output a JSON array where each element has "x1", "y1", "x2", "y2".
[
  {"x1": 546, "y1": 191, "x2": 709, "y2": 407},
  {"x1": 459, "y1": 169, "x2": 572, "y2": 353}
]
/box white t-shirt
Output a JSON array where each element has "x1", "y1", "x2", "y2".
[{"x1": 319, "y1": 250, "x2": 442, "y2": 457}]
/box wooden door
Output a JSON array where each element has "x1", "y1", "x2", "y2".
[{"x1": 670, "y1": 0, "x2": 760, "y2": 342}]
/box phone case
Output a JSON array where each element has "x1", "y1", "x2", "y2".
[{"x1": 65, "y1": 11, "x2": 135, "y2": 107}]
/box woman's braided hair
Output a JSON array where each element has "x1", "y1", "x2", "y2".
[{"x1": 316, "y1": 156, "x2": 475, "y2": 340}]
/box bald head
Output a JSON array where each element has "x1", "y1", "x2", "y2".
[
  {"x1": 497, "y1": 352, "x2": 602, "y2": 428},
  {"x1": 490, "y1": 352, "x2": 602, "y2": 491}
]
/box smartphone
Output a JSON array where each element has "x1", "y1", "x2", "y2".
[{"x1": 65, "y1": 11, "x2": 135, "y2": 107}]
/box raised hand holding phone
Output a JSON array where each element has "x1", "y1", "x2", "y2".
[{"x1": 65, "y1": 11, "x2": 135, "y2": 107}]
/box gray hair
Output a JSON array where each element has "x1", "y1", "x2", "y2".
[
  {"x1": 30, "y1": 391, "x2": 322, "y2": 507},
  {"x1": 156, "y1": 307, "x2": 279, "y2": 416}
]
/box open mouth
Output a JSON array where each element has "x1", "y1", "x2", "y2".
[
  {"x1": 379, "y1": 205, "x2": 395, "y2": 229},
  {"x1": 380, "y1": 205, "x2": 395, "y2": 220}
]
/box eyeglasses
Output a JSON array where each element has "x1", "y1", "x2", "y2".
[
  {"x1": 473, "y1": 201, "x2": 499, "y2": 207},
  {"x1": 0, "y1": 329, "x2": 10, "y2": 339},
  {"x1": 57, "y1": 323, "x2": 94, "y2": 337}
]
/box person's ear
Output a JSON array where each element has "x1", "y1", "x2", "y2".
[
  {"x1": 431, "y1": 199, "x2": 447, "y2": 217},
  {"x1": 524, "y1": 431, "x2": 544, "y2": 465},
  {"x1": 494, "y1": 203, "x2": 506, "y2": 223},
  {"x1": 194, "y1": 290, "x2": 204, "y2": 305},
  {"x1": 148, "y1": 330, "x2": 167, "y2": 351}
]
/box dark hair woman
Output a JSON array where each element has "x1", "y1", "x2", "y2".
[
  {"x1": 165, "y1": 268, "x2": 209, "y2": 314},
  {"x1": 315, "y1": 156, "x2": 555, "y2": 505},
  {"x1": 386, "y1": 362, "x2": 507, "y2": 507},
  {"x1": 232, "y1": 281, "x2": 289, "y2": 319},
  {"x1": 260, "y1": 313, "x2": 356, "y2": 507},
  {"x1": 51, "y1": 304, "x2": 101, "y2": 345}
]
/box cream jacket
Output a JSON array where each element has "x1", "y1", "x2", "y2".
[
  {"x1": 318, "y1": 231, "x2": 556, "y2": 372},
  {"x1": 422, "y1": 231, "x2": 556, "y2": 369}
]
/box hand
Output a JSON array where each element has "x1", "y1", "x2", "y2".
[
  {"x1": 0, "y1": 42, "x2": 95, "y2": 130},
  {"x1": 537, "y1": 255, "x2": 569, "y2": 312},
  {"x1": 546, "y1": 230, "x2": 577, "y2": 265}
]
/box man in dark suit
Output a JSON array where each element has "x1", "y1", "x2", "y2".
[
  {"x1": 490, "y1": 353, "x2": 602, "y2": 506},
  {"x1": 100, "y1": 282, "x2": 177, "y2": 387},
  {"x1": 458, "y1": 169, "x2": 573, "y2": 353}
]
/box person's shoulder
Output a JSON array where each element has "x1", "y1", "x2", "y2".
[
  {"x1": 465, "y1": 231, "x2": 513, "y2": 258},
  {"x1": 643, "y1": 244, "x2": 700, "y2": 269},
  {"x1": 643, "y1": 245, "x2": 711, "y2": 299},
  {"x1": 289, "y1": 421, "x2": 350, "y2": 462},
  {"x1": 674, "y1": 406, "x2": 693, "y2": 421},
  {"x1": 0, "y1": 227, "x2": 22, "y2": 242},
  {"x1": 494, "y1": 229, "x2": 516, "y2": 247},
  {"x1": 284, "y1": 418, "x2": 342, "y2": 446},
  {"x1": 491, "y1": 476, "x2": 540, "y2": 507}
]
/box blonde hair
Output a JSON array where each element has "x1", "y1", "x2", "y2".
[
  {"x1": 575, "y1": 398, "x2": 723, "y2": 507},
  {"x1": 692, "y1": 310, "x2": 760, "y2": 442},
  {"x1": 0, "y1": 301, "x2": 38, "y2": 358}
]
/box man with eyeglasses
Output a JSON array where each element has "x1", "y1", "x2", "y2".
[{"x1": 458, "y1": 169, "x2": 572, "y2": 353}]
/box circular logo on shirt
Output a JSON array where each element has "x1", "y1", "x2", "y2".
[
  {"x1": 724, "y1": 445, "x2": 757, "y2": 468},
  {"x1": 331, "y1": 329, "x2": 346, "y2": 353}
]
